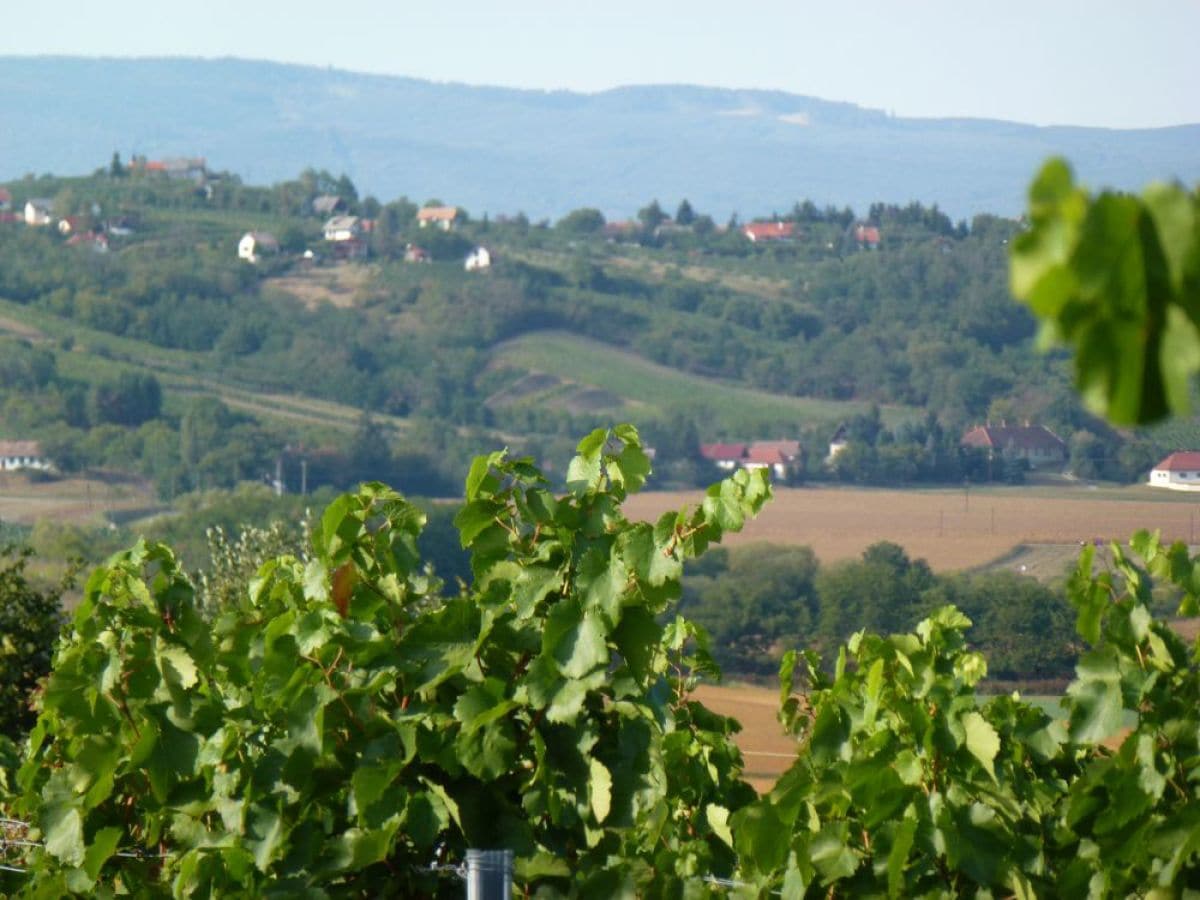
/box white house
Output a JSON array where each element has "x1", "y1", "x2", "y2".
[
  {"x1": 0, "y1": 440, "x2": 52, "y2": 472},
  {"x1": 238, "y1": 231, "x2": 279, "y2": 263},
  {"x1": 24, "y1": 199, "x2": 53, "y2": 226},
  {"x1": 323, "y1": 215, "x2": 361, "y2": 242},
  {"x1": 417, "y1": 206, "x2": 458, "y2": 230},
  {"x1": 464, "y1": 246, "x2": 492, "y2": 271},
  {"x1": 1149, "y1": 451, "x2": 1200, "y2": 491}
]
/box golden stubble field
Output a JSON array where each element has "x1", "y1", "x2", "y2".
[
  {"x1": 0, "y1": 473, "x2": 160, "y2": 527},
  {"x1": 624, "y1": 485, "x2": 1200, "y2": 572},
  {"x1": 649, "y1": 485, "x2": 1199, "y2": 791},
  {"x1": 693, "y1": 683, "x2": 796, "y2": 793}
]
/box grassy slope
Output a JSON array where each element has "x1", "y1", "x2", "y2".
[
  {"x1": 0, "y1": 297, "x2": 405, "y2": 434},
  {"x1": 491, "y1": 330, "x2": 917, "y2": 434}
]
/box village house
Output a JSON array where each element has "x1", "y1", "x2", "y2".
[
  {"x1": 0, "y1": 187, "x2": 11, "y2": 211},
  {"x1": 24, "y1": 199, "x2": 53, "y2": 226},
  {"x1": 960, "y1": 423, "x2": 1067, "y2": 469},
  {"x1": 1148, "y1": 452, "x2": 1200, "y2": 491},
  {"x1": 238, "y1": 231, "x2": 280, "y2": 263},
  {"x1": 743, "y1": 221, "x2": 797, "y2": 242},
  {"x1": 417, "y1": 206, "x2": 459, "y2": 230},
  {"x1": 57, "y1": 216, "x2": 82, "y2": 235},
  {"x1": 323, "y1": 215, "x2": 361, "y2": 242},
  {"x1": 743, "y1": 440, "x2": 803, "y2": 480},
  {"x1": 130, "y1": 156, "x2": 207, "y2": 181},
  {"x1": 700, "y1": 442, "x2": 747, "y2": 472},
  {"x1": 0, "y1": 440, "x2": 52, "y2": 473},
  {"x1": 464, "y1": 246, "x2": 492, "y2": 271},
  {"x1": 700, "y1": 440, "x2": 803, "y2": 480},
  {"x1": 855, "y1": 224, "x2": 882, "y2": 249}
]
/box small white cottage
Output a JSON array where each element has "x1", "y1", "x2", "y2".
[
  {"x1": 1149, "y1": 451, "x2": 1200, "y2": 491},
  {"x1": 238, "y1": 231, "x2": 279, "y2": 263},
  {"x1": 0, "y1": 440, "x2": 52, "y2": 472},
  {"x1": 465, "y1": 246, "x2": 492, "y2": 271}
]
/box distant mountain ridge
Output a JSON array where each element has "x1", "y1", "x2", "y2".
[{"x1": 3, "y1": 56, "x2": 1197, "y2": 219}]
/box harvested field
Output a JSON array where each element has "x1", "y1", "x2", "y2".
[
  {"x1": 693, "y1": 683, "x2": 795, "y2": 793},
  {"x1": 624, "y1": 485, "x2": 1200, "y2": 573},
  {"x1": 0, "y1": 473, "x2": 162, "y2": 527}
]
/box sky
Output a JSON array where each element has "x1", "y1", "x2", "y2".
[{"x1": 5, "y1": 0, "x2": 1199, "y2": 129}]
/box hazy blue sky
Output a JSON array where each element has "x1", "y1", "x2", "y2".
[{"x1": 5, "y1": 0, "x2": 1197, "y2": 128}]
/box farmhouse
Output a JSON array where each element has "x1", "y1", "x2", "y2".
[
  {"x1": 238, "y1": 231, "x2": 279, "y2": 263},
  {"x1": 743, "y1": 440, "x2": 803, "y2": 480},
  {"x1": 0, "y1": 440, "x2": 52, "y2": 473},
  {"x1": 855, "y1": 224, "x2": 882, "y2": 248},
  {"x1": 743, "y1": 221, "x2": 796, "y2": 242},
  {"x1": 700, "y1": 440, "x2": 802, "y2": 480},
  {"x1": 24, "y1": 199, "x2": 53, "y2": 226},
  {"x1": 700, "y1": 443, "x2": 747, "y2": 472},
  {"x1": 323, "y1": 215, "x2": 361, "y2": 242},
  {"x1": 131, "y1": 156, "x2": 207, "y2": 181},
  {"x1": 960, "y1": 423, "x2": 1066, "y2": 469},
  {"x1": 464, "y1": 246, "x2": 492, "y2": 271},
  {"x1": 1148, "y1": 452, "x2": 1200, "y2": 491},
  {"x1": 417, "y1": 206, "x2": 459, "y2": 230}
]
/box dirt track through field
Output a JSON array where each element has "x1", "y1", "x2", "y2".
[{"x1": 625, "y1": 486, "x2": 1200, "y2": 571}]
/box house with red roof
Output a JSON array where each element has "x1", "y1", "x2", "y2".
[
  {"x1": 699, "y1": 443, "x2": 747, "y2": 472},
  {"x1": 743, "y1": 440, "x2": 803, "y2": 480},
  {"x1": 417, "y1": 206, "x2": 459, "y2": 231},
  {"x1": 855, "y1": 224, "x2": 882, "y2": 248},
  {"x1": 960, "y1": 423, "x2": 1066, "y2": 469},
  {"x1": 700, "y1": 440, "x2": 803, "y2": 480},
  {"x1": 1149, "y1": 452, "x2": 1200, "y2": 491},
  {"x1": 743, "y1": 221, "x2": 796, "y2": 243}
]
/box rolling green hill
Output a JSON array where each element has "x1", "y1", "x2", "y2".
[
  {"x1": 490, "y1": 330, "x2": 916, "y2": 434},
  {"x1": 0, "y1": 159, "x2": 1185, "y2": 501}
]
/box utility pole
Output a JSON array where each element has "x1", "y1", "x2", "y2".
[{"x1": 301, "y1": 458, "x2": 308, "y2": 497}]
